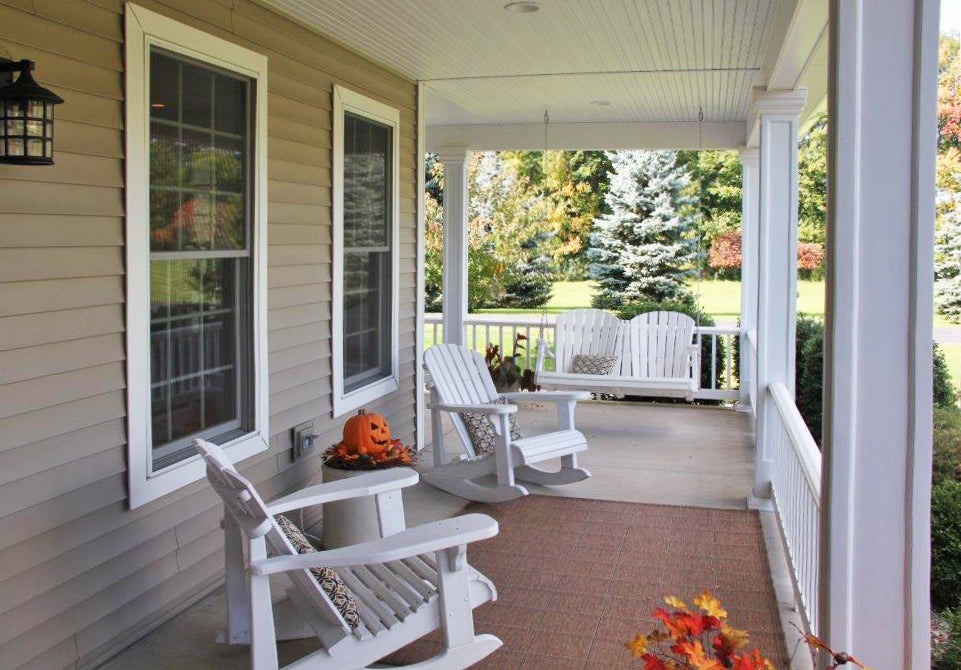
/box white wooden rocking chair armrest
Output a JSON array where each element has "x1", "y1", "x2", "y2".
[
  {"x1": 266, "y1": 468, "x2": 419, "y2": 516},
  {"x1": 499, "y1": 390, "x2": 591, "y2": 403},
  {"x1": 426, "y1": 401, "x2": 518, "y2": 415},
  {"x1": 250, "y1": 514, "x2": 499, "y2": 576}
]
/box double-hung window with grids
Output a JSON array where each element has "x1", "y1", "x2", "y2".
[{"x1": 125, "y1": 4, "x2": 268, "y2": 507}]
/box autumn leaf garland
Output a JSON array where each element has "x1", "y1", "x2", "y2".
[{"x1": 626, "y1": 592, "x2": 774, "y2": 670}]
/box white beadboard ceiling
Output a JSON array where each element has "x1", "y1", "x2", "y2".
[{"x1": 263, "y1": 0, "x2": 804, "y2": 127}]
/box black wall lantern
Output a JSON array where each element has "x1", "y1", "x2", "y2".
[{"x1": 0, "y1": 59, "x2": 64, "y2": 166}]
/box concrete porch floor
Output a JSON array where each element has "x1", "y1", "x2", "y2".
[{"x1": 99, "y1": 402, "x2": 770, "y2": 670}]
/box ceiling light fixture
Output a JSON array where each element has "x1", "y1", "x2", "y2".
[{"x1": 504, "y1": 2, "x2": 541, "y2": 13}]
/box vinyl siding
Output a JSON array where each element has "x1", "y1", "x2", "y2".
[{"x1": 0, "y1": 1, "x2": 420, "y2": 668}]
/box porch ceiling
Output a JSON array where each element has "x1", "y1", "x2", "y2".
[{"x1": 263, "y1": 0, "x2": 827, "y2": 148}]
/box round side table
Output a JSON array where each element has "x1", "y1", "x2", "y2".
[{"x1": 320, "y1": 465, "x2": 409, "y2": 549}]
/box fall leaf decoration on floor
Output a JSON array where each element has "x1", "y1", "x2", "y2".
[
  {"x1": 323, "y1": 409, "x2": 415, "y2": 470},
  {"x1": 626, "y1": 591, "x2": 775, "y2": 669}
]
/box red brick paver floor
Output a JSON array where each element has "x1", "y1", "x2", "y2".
[{"x1": 390, "y1": 495, "x2": 790, "y2": 669}]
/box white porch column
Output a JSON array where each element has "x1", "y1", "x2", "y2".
[
  {"x1": 437, "y1": 147, "x2": 469, "y2": 346},
  {"x1": 820, "y1": 0, "x2": 938, "y2": 664},
  {"x1": 752, "y1": 89, "x2": 806, "y2": 500},
  {"x1": 738, "y1": 147, "x2": 759, "y2": 411}
]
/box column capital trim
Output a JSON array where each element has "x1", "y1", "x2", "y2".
[
  {"x1": 738, "y1": 146, "x2": 759, "y2": 167},
  {"x1": 751, "y1": 88, "x2": 808, "y2": 117},
  {"x1": 434, "y1": 146, "x2": 470, "y2": 163}
]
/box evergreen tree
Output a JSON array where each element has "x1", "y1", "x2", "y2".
[
  {"x1": 937, "y1": 207, "x2": 961, "y2": 322},
  {"x1": 503, "y1": 232, "x2": 554, "y2": 308},
  {"x1": 588, "y1": 150, "x2": 696, "y2": 309}
]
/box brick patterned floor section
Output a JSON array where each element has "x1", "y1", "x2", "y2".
[{"x1": 388, "y1": 495, "x2": 790, "y2": 669}]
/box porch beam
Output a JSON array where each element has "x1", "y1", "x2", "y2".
[
  {"x1": 436, "y1": 147, "x2": 470, "y2": 346},
  {"x1": 819, "y1": 0, "x2": 938, "y2": 664},
  {"x1": 738, "y1": 147, "x2": 760, "y2": 412},
  {"x1": 747, "y1": 0, "x2": 830, "y2": 146},
  {"x1": 752, "y1": 88, "x2": 807, "y2": 501},
  {"x1": 426, "y1": 121, "x2": 745, "y2": 152}
]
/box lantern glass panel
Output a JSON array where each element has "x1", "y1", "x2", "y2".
[
  {"x1": 26, "y1": 120, "x2": 42, "y2": 137},
  {"x1": 26, "y1": 138, "x2": 42, "y2": 156},
  {"x1": 7, "y1": 120, "x2": 23, "y2": 135},
  {"x1": 7, "y1": 139, "x2": 23, "y2": 156},
  {"x1": 43, "y1": 140, "x2": 51, "y2": 157},
  {"x1": 27, "y1": 100, "x2": 43, "y2": 118}
]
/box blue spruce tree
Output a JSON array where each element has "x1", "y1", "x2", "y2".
[
  {"x1": 936, "y1": 207, "x2": 961, "y2": 322},
  {"x1": 588, "y1": 150, "x2": 696, "y2": 309}
]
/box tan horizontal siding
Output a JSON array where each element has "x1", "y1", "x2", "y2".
[{"x1": 0, "y1": 0, "x2": 421, "y2": 668}]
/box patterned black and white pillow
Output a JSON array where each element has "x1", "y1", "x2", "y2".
[
  {"x1": 275, "y1": 514, "x2": 360, "y2": 628},
  {"x1": 460, "y1": 397, "x2": 523, "y2": 454},
  {"x1": 570, "y1": 354, "x2": 619, "y2": 375}
]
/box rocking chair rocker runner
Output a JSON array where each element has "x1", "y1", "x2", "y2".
[
  {"x1": 195, "y1": 439, "x2": 502, "y2": 670},
  {"x1": 423, "y1": 343, "x2": 592, "y2": 503}
]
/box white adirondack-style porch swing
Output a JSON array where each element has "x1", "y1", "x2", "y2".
[{"x1": 535, "y1": 308, "x2": 700, "y2": 399}]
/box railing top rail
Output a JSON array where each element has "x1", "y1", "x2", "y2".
[
  {"x1": 425, "y1": 313, "x2": 741, "y2": 335},
  {"x1": 769, "y1": 382, "x2": 822, "y2": 498},
  {"x1": 693, "y1": 325, "x2": 739, "y2": 335}
]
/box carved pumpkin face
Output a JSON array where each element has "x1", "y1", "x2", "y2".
[{"x1": 341, "y1": 410, "x2": 392, "y2": 457}]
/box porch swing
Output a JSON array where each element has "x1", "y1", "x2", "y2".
[{"x1": 534, "y1": 108, "x2": 709, "y2": 401}]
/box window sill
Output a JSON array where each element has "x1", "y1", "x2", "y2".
[
  {"x1": 129, "y1": 430, "x2": 269, "y2": 509},
  {"x1": 334, "y1": 375, "x2": 400, "y2": 418}
]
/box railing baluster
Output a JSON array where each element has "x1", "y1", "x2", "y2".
[
  {"x1": 725, "y1": 334, "x2": 733, "y2": 389},
  {"x1": 711, "y1": 335, "x2": 717, "y2": 389},
  {"x1": 525, "y1": 325, "x2": 532, "y2": 369}
]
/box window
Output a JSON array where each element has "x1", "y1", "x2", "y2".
[
  {"x1": 125, "y1": 5, "x2": 268, "y2": 507},
  {"x1": 332, "y1": 86, "x2": 400, "y2": 416}
]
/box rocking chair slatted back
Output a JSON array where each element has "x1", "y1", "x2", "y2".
[
  {"x1": 553, "y1": 308, "x2": 625, "y2": 374},
  {"x1": 628, "y1": 311, "x2": 697, "y2": 379},
  {"x1": 425, "y1": 344, "x2": 500, "y2": 459},
  {"x1": 194, "y1": 440, "x2": 354, "y2": 638}
]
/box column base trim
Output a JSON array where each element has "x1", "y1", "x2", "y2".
[{"x1": 747, "y1": 493, "x2": 775, "y2": 512}]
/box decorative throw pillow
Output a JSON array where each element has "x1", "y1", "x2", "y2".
[
  {"x1": 275, "y1": 514, "x2": 360, "y2": 628},
  {"x1": 570, "y1": 354, "x2": 619, "y2": 375},
  {"x1": 460, "y1": 397, "x2": 523, "y2": 454}
]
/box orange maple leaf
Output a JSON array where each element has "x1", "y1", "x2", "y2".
[
  {"x1": 664, "y1": 595, "x2": 689, "y2": 611},
  {"x1": 626, "y1": 634, "x2": 649, "y2": 658},
  {"x1": 694, "y1": 591, "x2": 729, "y2": 619}
]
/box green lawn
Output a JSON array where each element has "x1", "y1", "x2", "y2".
[{"x1": 475, "y1": 278, "x2": 827, "y2": 322}]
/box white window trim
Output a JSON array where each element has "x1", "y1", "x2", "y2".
[
  {"x1": 124, "y1": 3, "x2": 269, "y2": 509},
  {"x1": 332, "y1": 85, "x2": 401, "y2": 417}
]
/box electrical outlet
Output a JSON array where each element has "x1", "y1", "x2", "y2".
[{"x1": 291, "y1": 421, "x2": 317, "y2": 461}]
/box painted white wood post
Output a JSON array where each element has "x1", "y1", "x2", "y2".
[
  {"x1": 738, "y1": 147, "x2": 760, "y2": 412},
  {"x1": 819, "y1": 0, "x2": 938, "y2": 664},
  {"x1": 752, "y1": 89, "x2": 806, "y2": 502},
  {"x1": 437, "y1": 147, "x2": 470, "y2": 346}
]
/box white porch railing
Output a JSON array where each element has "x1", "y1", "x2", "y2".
[
  {"x1": 424, "y1": 314, "x2": 739, "y2": 401},
  {"x1": 768, "y1": 381, "x2": 821, "y2": 636}
]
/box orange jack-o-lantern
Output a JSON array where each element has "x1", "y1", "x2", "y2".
[{"x1": 342, "y1": 409, "x2": 393, "y2": 457}]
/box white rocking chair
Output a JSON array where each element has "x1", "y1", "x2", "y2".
[
  {"x1": 423, "y1": 343, "x2": 591, "y2": 503},
  {"x1": 195, "y1": 439, "x2": 502, "y2": 670}
]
